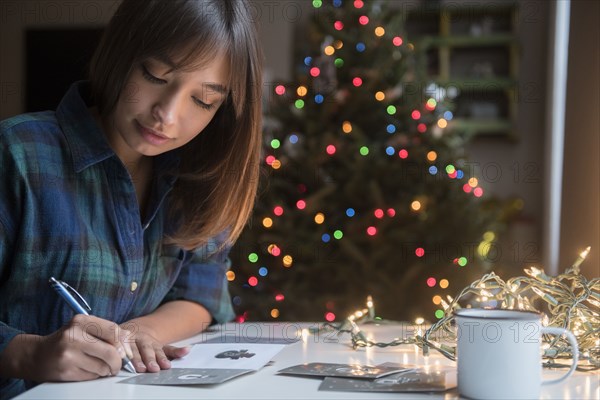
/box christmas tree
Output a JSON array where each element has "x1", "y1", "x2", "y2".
[{"x1": 229, "y1": 0, "x2": 514, "y2": 323}]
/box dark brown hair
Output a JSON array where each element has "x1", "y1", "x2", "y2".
[{"x1": 89, "y1": 0, "x2": 263, "y2": 250}]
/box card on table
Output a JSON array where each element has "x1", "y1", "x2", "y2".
[
  {"x1": 277, "y1": 362, "x2": 412, "y2": 379},
  {"x1": 318, "y1": 364, "x2": 457, "y2": 393},
  {"x1": 120, "y1": 342, "x2": 286, "y2": 386},
  {"x1": 119, "y1": 368, "x2": 252, "y2": 386}
]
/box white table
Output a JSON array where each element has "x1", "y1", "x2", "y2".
[{"x1": 15, "y1": 322, "x2": 600, "y2": 399}]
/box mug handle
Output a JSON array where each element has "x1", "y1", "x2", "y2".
[{"x1": 541, "y1": 326, "x2": 579, "y2": 385}]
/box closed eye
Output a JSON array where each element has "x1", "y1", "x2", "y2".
[
  {"x1": 141, "y1": 64, "x2": 165, "y2": 84},
  {"x1": 192, "y1": 97, "x2": 215, "y2": 111}
]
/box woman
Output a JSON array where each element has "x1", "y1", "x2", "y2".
[{"x1": 0, "y1": 0, "x2": 263, "y2": 397}]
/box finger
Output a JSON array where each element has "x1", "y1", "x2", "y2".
[
  {"x1": 137, "y1": 342, "x2": 161, "y2": 373},
  {"x1": 129, "y1": 342, "x2": 147, "y2": 373},
  {"x1": 79, "y1": 337, "x2": 123, "y2": 376},
  {"x1": 163, "y1": 345, "x2": 192, "y2": 360},
  {"x1": 72, "y1": 354, "x2": 115, "y2": 379},
  {"x1": 80, "y1": 315, "x2": 132, "y2": 357},
  {"x1": 63, "y1": 366, "x2": 109, "y2": 382},
  {"x1": 154, "y1": 346, "x2": 171, "y2": 370}
]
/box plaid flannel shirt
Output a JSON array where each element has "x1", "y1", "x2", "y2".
[{"x1": 0, "y1": 82, "x2": 235, "y2": 398}]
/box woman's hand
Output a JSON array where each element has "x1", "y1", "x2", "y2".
[
  {"x1": 118, "y1": 322, "x2": 191, "y2": 373},
  {"x1": 0, "y1": 314, "x2": 134, "y2": 382}
]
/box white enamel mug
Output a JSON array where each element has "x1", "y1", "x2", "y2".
[{"x1": 454, "y1": 309, "x2": 578, "y2": 399}]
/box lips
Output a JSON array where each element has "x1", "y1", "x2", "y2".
[{"x1": 135, "y1": 120, "x2": 172, "y2": 146}]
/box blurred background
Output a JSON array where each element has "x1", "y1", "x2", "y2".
[{"x1": 1, "y1": 0, "x2": 597, "y2": 322}]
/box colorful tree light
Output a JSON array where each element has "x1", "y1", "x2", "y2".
[{"x1": 275, "y1": 85, "x2": 286, "y2": 95}]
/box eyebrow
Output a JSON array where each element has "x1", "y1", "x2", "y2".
[
  {"x1": 204, "y1": 83, "x2": 228, "y2": 95},
  {"x1": 153, "y1": 53, "x2": 229, "y2": 95}
]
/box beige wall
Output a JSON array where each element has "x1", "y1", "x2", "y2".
[{"x1": 560, "y1": 0, "x2": 600, "y2": 279}]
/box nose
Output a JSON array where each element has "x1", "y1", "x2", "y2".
[{"x1": 151, "y1": 90, "x2": 180, "y2": 128}]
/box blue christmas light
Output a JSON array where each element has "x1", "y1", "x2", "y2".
[
  {"x1": 356, "y1": 42, "x2": 366, "y2": 52},
  {"x1": 258, "y1": 267, "x2": 268, "y2": 276},
  {"x1": 444, "y1": 111, "x2": 454, "y2": 120},
  {"x1": 233, "y1": 296, "x2": 242, "y2": 306},
  {"x1": 304, "y1": 57, "x2": 312, "y2": 66},
  {"x1": 322, "y1": 233, "x2": 331, "y2": 243},
  {"x1": 456, "y1": 170, "x2": 464, "y2": 179},
  {"x1": 386, "y1": 124, "x2": 396, "y2": 134},
  {"x1": 385, "y1": 146, "x2": 395, "y2": 156},
  {"x1": 315, "y1": 94, "x2": 324, "y2": 103},
  {"x1": 346, "y1": 208, "x2": 356, "y2": 217},
  {"x1": 289, "y1": 134, "x2": 299, "y2": 144},
  {"x1": 333, "y1": 0, "x2": 342, "y2": 7},
  {"x1": 429, "y1": 166, "x2": 438, "y2": 175}
]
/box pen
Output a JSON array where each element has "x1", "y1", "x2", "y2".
[{"x1": 49, "y1": 277, "x2": 137, "y2": 374}]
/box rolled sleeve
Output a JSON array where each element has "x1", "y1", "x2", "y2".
[{"x1": 161, "y1": 237, "x2": 235, "y2": 324}]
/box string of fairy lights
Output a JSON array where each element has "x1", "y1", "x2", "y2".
[
  {"x1": 318, "y1": 248, "x2": 599, "y2": 372},
  {"x1": 230, "y1": 0, "x2": 495, "y2": 322}
]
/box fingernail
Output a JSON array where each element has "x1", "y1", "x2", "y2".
[
  {"x1": 149, "y1": 361, "x2": 159, "y2": 368},
  {"x1": 124, "y1": 345, "x2": 133, "y2": 359},
  {"x1": 136, "y1": 362, "x2": 146, "y2": 371}
]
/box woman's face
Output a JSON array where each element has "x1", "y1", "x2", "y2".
[{"x1": 105, "y1": 52, "x2": 230, "y2": 162}]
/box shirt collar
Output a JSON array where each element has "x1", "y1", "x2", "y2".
[{"x1": 56, "y1": 81, "x2": 115, "y2": 172}]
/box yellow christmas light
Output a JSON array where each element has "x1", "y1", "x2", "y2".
[
  {"x1": 314, "y1": 213, "x2": 325, "y2": 224},
  {"x1": 297, "y1": 86, "x2": 308, "y2": 97},
  {"x1": 226, "y1": 271, "x2": 235, "y2": 281},
  {"x1": 262, "y1": 217, "x2": 273, "y2": 228},
  {"x1": 317, "y1": 248, "x2": 597, "y2": 372},
  {"x1": 342, "y1": 121, "x2": 353, "y2": 134},
  {"x1": 283, "y1": 255, "x2": 293, "y2": 268}
]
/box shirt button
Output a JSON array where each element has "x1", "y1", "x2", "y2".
[{"x1": 130, "y1": 281, "x2": 138, "y2": 292}]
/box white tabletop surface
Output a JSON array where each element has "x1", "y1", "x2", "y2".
[{"x1": 14, "y1": 322, "x2": 600, "y2": 399}]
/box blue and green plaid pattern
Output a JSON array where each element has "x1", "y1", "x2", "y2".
[{"x1": 0, "y1": 82, "x2": 234, "y2": 397}]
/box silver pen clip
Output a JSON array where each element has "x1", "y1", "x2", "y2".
[{"x1": 57, "y1": 279, "x2": 92, "y2": 313}]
